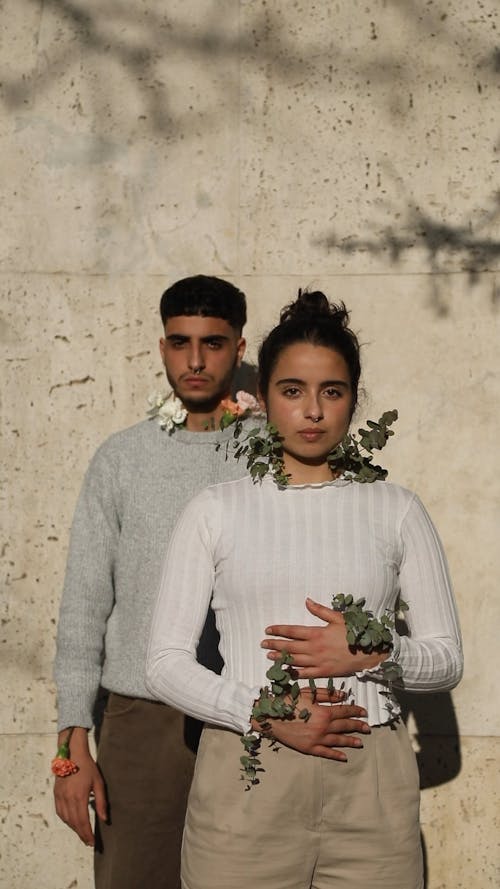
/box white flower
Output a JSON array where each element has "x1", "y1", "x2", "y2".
[
  {"x1": 147, "y1": 391, "x2": 187, "y2": 432},
  {"x1": 157, "y1": 399, "x2": 187, "y2": 432},
  {"x1": 146, "y1": 391, "x2": 166, "y2": 414}
]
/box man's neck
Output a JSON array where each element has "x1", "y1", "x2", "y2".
[{"x1": 185, "y1": 403, "x2": 227, "y2": 433}]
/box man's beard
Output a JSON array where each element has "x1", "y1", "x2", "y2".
[
  {"x1": 167, "y1": 360, "x2": 238, "y2": 416},
  {"x1": 179, "y1": 390, "x2": 229, "y2": 415}
]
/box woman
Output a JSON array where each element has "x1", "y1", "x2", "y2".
[{"x1": 146, "y1": 291, "x2": 463, "y2": 889}]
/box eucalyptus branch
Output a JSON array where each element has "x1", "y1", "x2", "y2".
[
  {"x1": 225, "y1": 411, "x2": 398, "y2": 487},
  {"x1": 240, "y1": 592, "x2": 408, "y2": 789},
  {"x1": 240, "y1": 651, "x2": 310, "y2": 789},
  {"x1": 331, "y1": 592, "x2": 408, "y2": 681},
  {"x1": 328, "y1": 410, "x2": 398, "y2": 483}
]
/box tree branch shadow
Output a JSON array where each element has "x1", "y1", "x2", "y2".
[
  {"x1": 314, "y1": 194, "x2": 500, "y2": 315},
  {"x1": 1, "y1": 0, "x2": 311, "y2": 138}
]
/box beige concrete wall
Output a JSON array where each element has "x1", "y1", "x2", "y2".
[{"x1": 1, "y1": 1, "x2": 499, "y2": 886}]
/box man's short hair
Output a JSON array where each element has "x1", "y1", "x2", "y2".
[{"x1": 160, "y1": 275, "x2": 247, "y2": 333}]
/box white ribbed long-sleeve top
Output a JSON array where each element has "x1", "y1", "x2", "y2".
[{"x1": 146, "y1": 475, "x2": 463, "y2": 732}]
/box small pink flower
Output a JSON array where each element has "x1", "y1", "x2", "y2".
[
  {"x1": 235, "y1": 391, "x2": 261, "y2": 413},
  {"x1": 220, "y1": 398, "x2": 245, "y2": 417}
]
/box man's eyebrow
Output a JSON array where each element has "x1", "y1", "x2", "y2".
[
  {"x1": 275, "y1": 377, "x2": 350, "y2": 388},
  {"x1": 200, "y1": 334, "x2": 230, "y2": 342},
  {"x1": 165, "y1": 333, "x2": 230, "y2": 343}
]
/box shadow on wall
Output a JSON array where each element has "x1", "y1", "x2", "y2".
[
  {"x1": 3, "y1": 1, "x2": 500, "y2": 308},
  {"x1": 314, "y1": 195, "x2": 500, "y2": 316},
  {"x1": 395, "y1": 688, "x2": 461, "y2": 889},
  {"x1": 1, "y1": 0, "x2": 311, "y2": 136},
  {"x1": 4, "y1": 0, "x2": 500, "y2": 131},
  {"x1": 394, "y1": 613, "x2": 461, "y2": 790},
  {"x1": 396, "y1": 688, "x2": 461, "y2": 789}
]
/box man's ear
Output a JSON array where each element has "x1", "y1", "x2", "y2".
[{"x1": 236, "y1": 337, "x2": 246, "y2": 367}]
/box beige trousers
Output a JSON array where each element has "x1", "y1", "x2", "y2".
[{"x1": 182, "y1": 721, "x2": 423, "y2": 889}]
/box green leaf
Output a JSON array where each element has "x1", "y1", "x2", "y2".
[
  {"x1": 359, "y1": 632, "x2": 373, "y2": 649},
  {"x1": 381, "y1": 661, "x2": 403, "y2": 682},
  {"x1": 266, "y1": 663, "x2": 288, "y2": 681}
]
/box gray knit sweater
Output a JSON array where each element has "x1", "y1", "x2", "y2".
[{"x1": 54, "y1": 417, "x2": 251, "y2": 731}]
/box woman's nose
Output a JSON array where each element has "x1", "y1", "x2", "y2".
[{"x1": 304, "y1": 397, "x2": 323, "y2": 422}]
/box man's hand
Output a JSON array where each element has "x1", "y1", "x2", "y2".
[
  {"x1": 257, "y1": 687, "x2": 370, "y2": 762},
  {"x1": 53, "y1": 727, "x2": 107, "y2": 846},
  {"x1": 261, "y1": 597, "x2": 389, "y2": 679}
]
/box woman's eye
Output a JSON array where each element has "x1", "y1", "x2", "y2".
[
  {"x1": 282, "y1": 387, "x2": 300, "y2": 397},
  {"x1": 324, "y1": 388, "x2": 341, "y2": 398}
]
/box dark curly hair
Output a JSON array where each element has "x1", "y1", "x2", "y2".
[
  {"x1": 160, "y1": 275, "x2": 247, "y2": 333},
  {"x1": 258, "y1": 289, "x2": 361, "y2": 415}
]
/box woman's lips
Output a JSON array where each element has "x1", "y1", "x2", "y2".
[{"x1": 298, "y1": 428, "x2": 325, "y2": 441}]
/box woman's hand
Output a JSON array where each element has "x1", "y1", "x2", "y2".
[
  {"x1": 253, "y1": 687, "x2": 371, "y2": 762},
  {"x1": 53, "y1": 727, "x2": 108, "y2": 846},
  {"x1": 261, "y1": 597, "x2": 389, "y2": 679}
]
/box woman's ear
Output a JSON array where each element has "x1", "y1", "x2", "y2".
[{"x1": 257, "y1": 389, "x2": 266, "y2": 413}]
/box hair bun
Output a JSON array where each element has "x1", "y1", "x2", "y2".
[{"x1": 279, "y1": 289, "x2": 349, "y2": 327}]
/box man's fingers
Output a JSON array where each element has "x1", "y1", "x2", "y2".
[
  {"x1": 65, "y1": 798, "x2": 94, "y2": 845},
  {"x1": 55, "y1": 776, "x2": 97, "y2": 846},
  {"x1": 74, "y1": 815, "x2": 94, "y2": 846},
  {"x1": 93, "y1": 775, "x2": 108, "y2": 823}
]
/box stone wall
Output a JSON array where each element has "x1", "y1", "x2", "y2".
[{"x1": 1, "y1": 2, "x2": 499, "y2": 886}]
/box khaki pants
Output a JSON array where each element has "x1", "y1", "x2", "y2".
[
  {"x1": 183, "y1": 721, "x2": 423, "y2": 889},
  {"x1": 94, "y1": 694, "x2": 201, "y2": 889}
]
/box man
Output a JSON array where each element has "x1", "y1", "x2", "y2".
[
  {"x1": 54, "y1": 275, "x2": 250, "y2": 888},
  {"x1": 54, "y1": 275, "x2": 368, "y2": 889}
]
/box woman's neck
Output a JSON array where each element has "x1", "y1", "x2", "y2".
[{"x1": 283, "y1": 456, "x2": 336, "y2": 486}]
